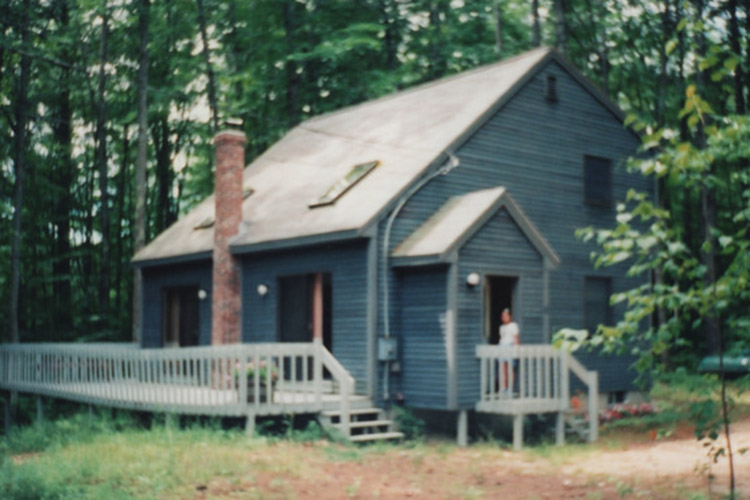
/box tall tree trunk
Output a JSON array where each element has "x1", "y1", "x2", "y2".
[
  {"x1": 493, "y1": 0, "x2": 503, "y2": 58},
  {"x1": 96, "y1": 2, "x2": 111, "y2": 326},
  {"x1": 133, "y1": 0, "x2": 150, "y2": 344},
  {"x1": 282, "y1": 0, "x2": 300, "y2": 127},
  {"x1": 196, "y1": 0, "x2": 220, "y2": 132},
  {"x1": 115, "y1": 126, "x2": 129, "y2": 333},
  {"x1": 51, "y1": 0, "x2": 74, "y2": 338},
  {"x1": 531, "y1": 0, "x2": 541, "y2": 47},
  {"x1": 10, "y1": 0, "x2": 32, "y2": 343},
  {"x1": 692, "y1": 0, "x2": 719, "y2": 354},
  {"x1": 745, "y1": 1, "x2": 750, "y2": 114},
  {"x1": 379, "y1": 0, "x2": 399, "y2": 70},
  {"x1": 153, "y1": 117, "x2": 174, "y2": 233},
  {"x1": 427, "y1": 1, "x2": 446, "y2": 79},
  {"x1": 728, "y1": 0, "x2": 745, "y2": 114},
  {"x1": 554, "y1": 0, "x2": 566, "y2": 53}
]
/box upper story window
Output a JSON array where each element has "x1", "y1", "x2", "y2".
[
  {"x1": 583, "y1": 155, "x2": 612, "y2": 207},
  {"x1": 584, "y1": 276, "x2": 612, "y2": 337},
  {"x1": 545, "y1": 74, "x2": 558, "y2": 103}
]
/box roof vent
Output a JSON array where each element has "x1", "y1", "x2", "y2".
[{"x1": 545, "y1": 74, "x2": 558, "y2": 103}]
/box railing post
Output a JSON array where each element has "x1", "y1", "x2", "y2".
[
  {"x1": 588, "y1": 371, "x2": 599, "y2": 442},
  {"x1": 239, "y1": 348, "x2": 247, "y2": 407},
  {"x1": 479, "y1": 352, "x2": 487, "y2": 404},
  {"x1": 36, "y1": 396, "x2": 44, "y2": 426},
  {"x1": 313, "y1": 339, "x2": 323, "y2": 404},
  {"x1": 3, "y1": 391, "x2": 12, "y2": 436},
  {"x1": 339, "y1": 377, "x2": 351, "y2": 439},
  {"x1": 560, "y1": 352, "x2": 570, "y2": 411}
]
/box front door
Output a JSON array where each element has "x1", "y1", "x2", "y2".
[
  {"x1": 484, "y1": 275, "x2": 518, "y2": 344},
  {"x1": 162, "y1": 286, "x2": 200, "y2": 347},
  {"x1": 278, "y1": 273, "x2": 333, "y2": 380},
  {"x1": 277, "y1": 273, "x2": 332, "y2": 350}
]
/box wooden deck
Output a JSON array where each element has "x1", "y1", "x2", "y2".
[
  {"x1": 475, "y1": 345, "x2": 599, "y2": 448},
  {"x1": 0, "y1": 342, "x2": 358, "y2": 436}
]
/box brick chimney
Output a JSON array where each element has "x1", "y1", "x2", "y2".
[{"x1": 212, "y1": 128, "x2": 245, "y2": 345}]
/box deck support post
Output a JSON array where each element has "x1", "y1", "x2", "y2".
[
  {"x1": 89, "y1": 404, "x2": 95, "y2": 422},
  {"x1": 555, "y1": 412, "x2": 565, "y2": 446},
  {"x1": 512, "y1": 414, "x2": 523, "y2": 450},
  {"x1": 245, "y1": 412, "x2": 255, "y2": 436},
  {"x1": 457, "y1": 410, "x2": 468, "y2": 447},
  {"x1": 36, "y1": 396, "x2": 44, "y2": 426},
  {"x1": 587, "y1": 371, "x2": 599, "y2": 442},
  {"x1": 3, "y1": 392, "x2": 11, "y2": 436}
]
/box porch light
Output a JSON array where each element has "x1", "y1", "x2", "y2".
[
  {"x1": 466, "y1": 272, "x2": 480, "y2": 287},
  {"x1": 197, "y1": 289, "x2": 208, "y2": 300},
  {"x1": 257, "y1": 283, "x2": 269, "y2": 297}
]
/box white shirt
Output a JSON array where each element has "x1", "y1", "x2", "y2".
[{"x1": 499, "y1": 322, "x2": 520, "y2": 347}]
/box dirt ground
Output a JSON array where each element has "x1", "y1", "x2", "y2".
[{"x1": 192, "y1": 419, "x2": 750, "y2": 500}]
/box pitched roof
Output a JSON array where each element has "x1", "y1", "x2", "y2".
[
  {"x1": 133, "y1": 48, "x2": 578, "y2": 266},
  {"x1": 391, "y1": 187, "x2": 560, "y2": 267}
]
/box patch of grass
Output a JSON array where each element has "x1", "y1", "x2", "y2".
[
  {"x1": 0, "y1": 411, "x2": 276, "y2": 499},
  {"x1": 323, "y1": 444, "x2": 362, "y2": 462}
]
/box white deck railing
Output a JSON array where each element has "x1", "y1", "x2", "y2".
[
  {"x1": 476, "y1": 344, "x2": 598, "y2": 443},
  {"x1": 0, "y1": 341, "x2": 355, "y2": 435}
]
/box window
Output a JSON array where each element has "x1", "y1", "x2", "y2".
[
  {"x1": 309, "y1": 161, "x2": 379, "y2": 208},
  {"x1": 583, "y1": 155, "x2": 612, "y2": 207},
  {"x1": 584, "y1": 276, "x2": 612, "y2": 337},
  {"x1": 545, "y1": 74, "x2": 558, "y2": 103}
]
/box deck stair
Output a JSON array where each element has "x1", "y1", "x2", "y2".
[
  {"x1": 563, "y1": 411, "x2": 590, "y2": 441},
  {"x1": 318, "y1": 406, "x2": 404, "y2": 443}
]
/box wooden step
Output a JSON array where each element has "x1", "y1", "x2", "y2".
[
  {"x1": 321, "y1": 407, "x2": 381, "y2": 418},
  {"x1": 340, "y1": 419, "x2": 392, "y2": 429},
  {"x1": 349, "y1": 431, "x2": 404, "y2": 443}
]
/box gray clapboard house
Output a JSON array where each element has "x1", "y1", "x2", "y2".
[{"x1": 130, "y1": 47, "x2": 649, "y2": 442}]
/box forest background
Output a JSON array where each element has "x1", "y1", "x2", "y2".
[{"x1": 1, "y1": 0, "x2": 749, "y2": 368}]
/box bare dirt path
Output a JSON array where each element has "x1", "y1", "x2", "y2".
[
  {"x1": 563, "y1": 419, "x2": 750, "y2": 497},
  {"x1": 192, "y1": 419, "x2": 750, "y2": 500}
]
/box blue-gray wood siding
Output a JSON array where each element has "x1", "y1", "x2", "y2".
[
  {"x1": 396, "y1": 266, "x2": 449, "y2": 408},
  {"x1": 377, "y1": 59, "x2": 650, "y2": 405},
  {"x1": 240, "y1": 240, "x2": 370, "y2": 393},
  {"x1": 456, "y1": 208, "x2": 544, "y2": 408},
  {"x1": 141, "y1": 261, "x2": 213, "y2": 348}
]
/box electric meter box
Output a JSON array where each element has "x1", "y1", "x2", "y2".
[{"x1": 377, "y1": 337, "x2": 398, "y2": 361}]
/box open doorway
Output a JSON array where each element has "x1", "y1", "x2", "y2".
[
  {"x1": 278, "y1": 273, "x2": 333, "y2": 381},
  {"x1": 484, "y1": 276, "x2": 518, "y2": 344},
  {"x1": 162, "y1": 285, "x2": 200, "y2": 347},
  {"x1": 277, "y1": 273, "x2": 332, "y2": 352}
]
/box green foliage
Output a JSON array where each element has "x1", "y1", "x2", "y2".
[
  {"x1": 557, "y1": 111, "x2": 750, "y2": 372},
  {"x1": 392, "y1": 406, "x2": 425, "y2": 441}
]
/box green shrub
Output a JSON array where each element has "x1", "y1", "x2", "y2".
[{"x1": 393, "y1": 406, "x2": 425, "y2": 440}]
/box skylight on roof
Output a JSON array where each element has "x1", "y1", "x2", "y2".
[
  {"x1": 309, "y1": 160, "x2": 379, "y2": 208},
  {"x1": 194, "y1": 217, "x2": 214, "y2": 230}
]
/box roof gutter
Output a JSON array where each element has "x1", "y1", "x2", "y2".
[{"x1": 130, "y1": 250, "x2": 213, "y2": 269}]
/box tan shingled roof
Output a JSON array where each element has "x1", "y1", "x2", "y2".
[{"x1": 133, "y1": 48, "x2": 553, "y2": 265}]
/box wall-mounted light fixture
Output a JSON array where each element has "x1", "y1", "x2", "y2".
[
  {"x1": 257, "y1": 283, "x2": 269, "y2": 297},
  {"x1": 197, "y1": 289, "x2": 208, "y2": 300},
  {"x1": 466, "y1": 272, "x2": 480, "y2": 287}
]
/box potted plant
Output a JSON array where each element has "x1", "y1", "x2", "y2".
[{"x1": 235, "y1": 360, "x2": 278, "y2": 403}]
